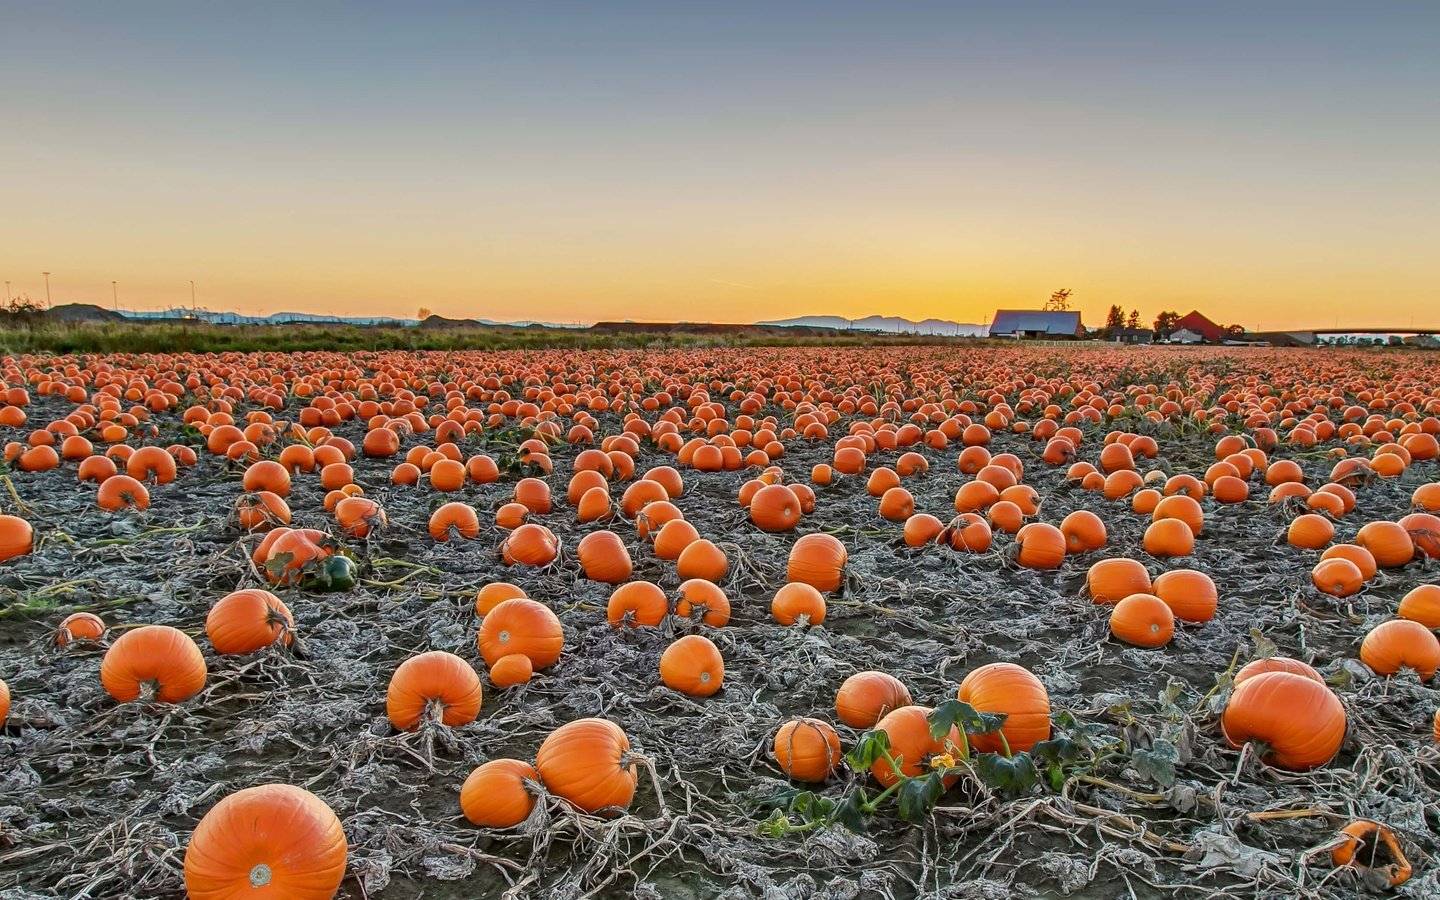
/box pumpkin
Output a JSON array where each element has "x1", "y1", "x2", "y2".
[
  {"x1": 534, "y1": 718, "x2": 638, "y2": 813},
  {"x1": 643, "y1": 465, "x2": 684, "y2": 498},
  {"x1": 1397, "y1": 584, "x2": 1440, "y2": 628},
  {"x1": 835, "y1": 671, "x2": 913, "y2": 728},
  {"x1": 240, "y1": 459, "x2": 290, "y2": 496},
  {"x1": 903, "y1": 513, "x2": 945, "y2": 547},
  {"x1": 1398, "y1": 512, "x2": 1440, "y2": 560},
  {"x1": 773, "y1": 718, "x2": 841, "y2": 782},
  {"x1": 1355, "y1": 521, "x2": 1414, "y2": 568},
  {"x1": 607, "y1": 581, "x2": 668, "y2": 627},
  {"x1": 772, "y1": 582, "x2": 826, "y2": 625},
  {"x1": 1360, "y1": 619, "x2": 1440, "y2": 679},
  {"x1": 101, "y1": 625, "x2": 207, "y2": 703},
  {"x1": 676, "y1": 538, "x2": 728, "y2": 582},
  {"x1": 206, "y1": 589, "x2": 294, "y2": 655},
  {"x1": 1330, "y1": 820, "x2": 1411, "y2": 887},
  {"x1": 478, "y1": 598, "x2": 563, "y2": 668},
  {"x1": 489, "y1": 653, "x2": 534, "y2": 688},
  {"x1": 97, "y1": 474, "x2": 150, "y2": 511},
  {"x1": 878, "y1": 486, "x2": 916, "y2": 522},
  {"x1": 786, "y1": 533, "x2": 847, "y2": 592},
  {"x1": 461, "y1": 759, "x2": 539, "y2": 827},
  {"x1": 576, "y1": 530, "x2": 633, "y2": 584},
  {"x1": 1153, "y1": 495, "x2": 1204, "y2": 536},
  {"x1": 386, "y1": 650, "x2": 483, "y2": 731},
  {"x1": 987, "y1": 500, "x2": 1024, "y2": 534},
  {"x1": 334, "y1": 496, "x2": 386, "y2": 538},
  {"x1": 1109, "y1": 594, "x2": 1175, "y2": 648},
  {"x1": 1143, "y1": 518, "x2": 1194, "y2": 557},
  {"x1": 942, "y1": 513, "x2": 992, "y2": 552},
  {"x1": 659, "y1": 634, "x2": 724, "y2": 697},
  {"x1": 0, "y1": 677, "x2": 7, "y2": 728},
  {"x1": 652, "y1": 518, "x2": 700, "y2": 561},
  {"x1": 1311, "y1": 558, "x2": 1364, "y2": 597},
  {"x1": 1060, "y1": 510, "x2": 1106, "y2": 554},
  {"x1": 235, "y1": 490, "x2": 292, "y2": 532},
  {"x1": 183, "y1": 784, "x2": 346, "y2": 900},
  {"x1": 429, "y1": 502, "x2": 480, "y2": 541},
  {"x1": 1319, "y1": 544, "x2": 1377, "y2": 581},
  {"x1": 513, "y1": 477, "x2": 552, "y2": 514},
  {"x1": 957, "y1": 662, "x2": 1050, "y2": 752},
  {"x1": 576, "y1": 486, "x2": 613, "y2": 523},
  {"x1": 620, "y1": 480, "x2": 668, "y2": 517},
  {"x1": 501, "y1": 523, "x2": 560, "y2": 566},
  {"x1": 1014, "y1": 522, "x2": 1066, "y2": 569},
  {"x1": 1234, "y1": 656, "x2": 1323, "y2": 685},
  {"x1": 673, "y1": 578, "x2": 730, "y2": 626},
  {"x1": 1151, "y1": 569, "x2": 1217, "y2": 622},
  {"x1": 750, "y1": 484, "x2": 802, "y2": 532},
  {"x1": 1087, "y1": 558, "x2": 1152, "y2": 605},
  {"x1": 475, "y1": 582, "x2": 527, "y2": 616},
  {"x1": 871, "y1": 705, "x2": 964, "y2": 788},
  {"x1": 1222, "y1": 670, "x2": 1346, "y2": 770},
  {"x1": 55, "y1": 611, "x2": 107, "y2": 646},
  {"x1": 1283, "y1": 514, "x2": 1332, "y2": 550}
]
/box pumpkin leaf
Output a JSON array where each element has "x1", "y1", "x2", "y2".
[
  {"x1": 787, "y1": 791, "x2": 834, "y2": 822},
  {"x1": 929, "y1": 699, "x2": 1007, "y2": 739},
  {"x1": 832, "y1": 787, "x2": 868, "y2": 833},
  {"x1": 974, "y1": 751, "x2": 1038, "y2": 796},
  {"x1": 1250, "y1": 628, "x2": 1278, "y2": 659},
  {"x1": 1131, "y1": 738, "x2": 1179, "y2": 787},
  {"x1": 896, "y1": 771, "x2": 946, "y2": 825},
  {"x1": 1030, "y1": 735, "x2": 1082, "y2": 767},
  {"x1": 845, "y1": 729, "x2": 891, "y2": 773}
]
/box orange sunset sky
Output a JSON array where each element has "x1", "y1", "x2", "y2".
[{"x1": 3, "y1": 3, "x2": 1438, "y2": 331}]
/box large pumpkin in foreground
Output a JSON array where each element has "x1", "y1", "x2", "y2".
[
  {"x1": 535, "y1": 718, "x2": 638, "y2": 814},
  {"x1": 1221, "y1": 670, "x2": 1346, "y2": 770},
  {"x1": 183, "y1": 784, "x2": 347, "y2": 900}
]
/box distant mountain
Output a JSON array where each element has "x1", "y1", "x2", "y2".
[{"x1": 760, "y1": 315, "x2": 988, "y2": 336}]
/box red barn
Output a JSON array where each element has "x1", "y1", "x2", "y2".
[{"x1": 1174, "y1": 310, "x2": 1225, "y2": 342}]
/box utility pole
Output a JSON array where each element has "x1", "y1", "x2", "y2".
[
  {"x1": 42, "y1": 271, "x2": 51, "y2": 307},
  {"x1": 190, "y1": 279, "x2": 196, "y2": 309},
  {"x1": 112, "y1": 281, "x2": 119, "y2": 311}
]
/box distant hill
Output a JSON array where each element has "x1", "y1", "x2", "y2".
[
  {"x1": 760, "y1": 315, "x2": 987, "y2": 336},
  {"x1": 45, "y1": 303, "x2": 128, "y2": 323}
]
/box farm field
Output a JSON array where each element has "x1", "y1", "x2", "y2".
[{"x1": 0, "y1": 344, "x2": 1438, "y2": 899}]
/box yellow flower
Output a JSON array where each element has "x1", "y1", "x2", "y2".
[{"x1": 930, "y1": 752, "x2": 956, "y2": 770}]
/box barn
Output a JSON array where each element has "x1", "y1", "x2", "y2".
[{"x1": 988, "y1": 310, "x2": 1085, "y2": 339}]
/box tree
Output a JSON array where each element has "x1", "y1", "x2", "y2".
[
  {"x1": 1153, "y1": 310, "x2": 1181, "y2": 336},
  {"x1": 1044, "y1": 289, "x2": 1072, "y2": 312},
  {"x1": 1126, "y1": 310, "x2": 1142, "y2": 330},
  {"x1": 1103, "y1": 305, "x2": 1124, "y2": 330},
  {"x1": 1223, "y1": 324, "x2": 1245, "y2": 337},
  {"x1": 417, "y1": 307, "x2": 433, "y2": 320}
]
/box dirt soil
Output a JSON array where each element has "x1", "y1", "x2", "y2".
[{"x1": 1, "y1": 360, "x2": 1438, "y2": 900}]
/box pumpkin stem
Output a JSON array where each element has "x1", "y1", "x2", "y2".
[{"x1": 249, "y1": 863, "x2": 272, "y2": 887}]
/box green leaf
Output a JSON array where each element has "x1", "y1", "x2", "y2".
[
  {"x1": 1131, "y1": 739, "x2": 1179, "y2": 787},
  {"x1": 757, "y1": 788, "x2": 803, "y2": 811},
  {"x1": 974, "y1": 751, "x2": 1038, "y2": 796},
  {"x1": 929, "y1": 699, "x2": 1007, "y2": 739},
  {"x1": 832, "y1": 787, "x2": 868, "y2": 833},
  {"x1": 1030, "y1": 735, "x2": 1082, "y2": 767},
  {"x1": 896, "y1": 772, "x2": 946, "y2": 825},
  {"x1": 845, "y1": 729, "x2": 890, "y2": 773}
]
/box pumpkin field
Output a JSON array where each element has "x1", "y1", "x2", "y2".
[{"x1": 2, "y1": 344, "x2": 1439, "y2": 899}]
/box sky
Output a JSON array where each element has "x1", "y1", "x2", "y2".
[{"x1": 2, "y1": 1, "x2": 1437, "y2": 330}]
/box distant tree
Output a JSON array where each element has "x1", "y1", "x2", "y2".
[
  {"x1": 1044, "y1": 289, "x2": 1072, "y2": 312},
  {"x1": 1126, "y1": 310, "x2": 1142, "y2": 330},
  {"x1": 1, "y1": 295, "x2": 45, "y2": 331},
  {"x1": 1104, "y1": 305, "x2": 1125, "y2": 330},
  {"x1": 417, "y1": 307, "x2": 433, "y2": 320},
  {"x1": 1153, "y1": 310, "x2": 1181, "y2": 336},
  {"x1": 1223, "y1": 324, "x2": 1245, "y2": 337}
]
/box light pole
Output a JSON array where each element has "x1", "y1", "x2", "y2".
[
  {"x1": 112, "y1": 281, "x2": 119, "y2": 311},
  {"x1": 42, "y1": 271, "x2": 51, "y2": 307},
  {"x1": 190, "y1": 279, "x2": 195, "y2": 310}
]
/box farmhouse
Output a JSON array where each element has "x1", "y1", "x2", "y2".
[
  {"x1": 1174, "y1": 310, "x2": 1226, "y2": 343},
  {"x1": 988, "y1": 310, "x2": 1085, "y2": 339}
]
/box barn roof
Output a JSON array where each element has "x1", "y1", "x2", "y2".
[{"x1": 989, "y1": 310, "x2": 1084, "y2": 336}]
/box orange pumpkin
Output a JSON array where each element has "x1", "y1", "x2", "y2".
[
  {"x1": 957, "y1": 662, "x2": 1050, "y2": 752},
  {"x1": 871, "y1": 705, "x2": 964, "y2": 788},
  {"x1": 460, "y1": 759, "x2": 538, "y2": 827},
  {"x1": 1151, "y1": 569, "x2": 1217, "y2": 622},
  {"x1": 501, "y1": 523, "x2": 560, "y2": 566},
  {"x1": 386, "y1": 650, "x2": 483, "y2": 731},
  {"x1": 534, "y1": 718, "x2": 638, "y2": 814},
  {"x1": 1398, "y1": 584, "x2": 1440, "y2": 628},
  {"x1": 835, "y1": 670, "x2": 913, "y2": 728},
  {"x1": 659, "y1": 634, "x2": 724, "y2": 696},
  {"x1": 478, "y1": 598, "x2": 564, "y2": 668},
  {"x1": 607, "y1": 581, "x2": 668, "y2": 627},
  {"x1": 1087, "y1": 558, "x2": 1152, "y2": 604},
  {"x1": 786, "y1": 533, "x2": 847, "y2": 592},
  {"x1": 184, "y1": 784, "x2": 347, "y2": 900},
  {"x1": 1360, "y1": 619, "x2": 1440, "y2": 679},
  {"x1": 206, "y1": 589, "x2": 294, "y2": 655},
  {"x1": 100, "y1": 624, "x2": 207, "y2": 703},
  {"x1": 772, "y1": 582, "x2": 827, "y2": 625},
  {"x1": 773, "y1": 718, "x2": 841, "y2": 782},
  {"x1": 1356, "y1": 521, "x2": 1414, "y2": 568},
  {"x1": 1221, "y1": 671, "x2": 1345, "y2": 770},
  {"x1": 576, "y1": 530, "x2": 633, "y2": 584},
  {"x1": 1014, "y1": 522, "x2": 1066, "y2": 569}
]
